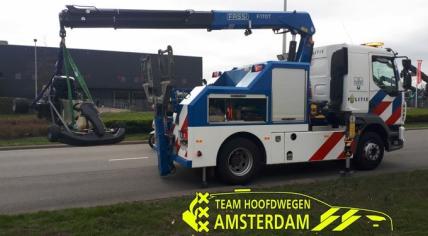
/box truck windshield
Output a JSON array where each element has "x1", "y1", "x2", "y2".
[{"x1": 372, "y1": 56, "x2": 398, "y2": 95}]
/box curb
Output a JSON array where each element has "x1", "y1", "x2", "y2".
[{"x1": 0, "y1": 140, "x2": 148, "y2": 151}]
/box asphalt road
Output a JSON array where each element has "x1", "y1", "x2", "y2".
[{"x1": 0, "y1": 129, "x2": 427, "y2": 214}]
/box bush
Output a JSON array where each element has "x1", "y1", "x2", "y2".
[
  {"x1": 0, "y1": 114, "x2": 48, "y2": 139},
  {"x1": 406, "y1": 108, "x2": 428, "y2": 123},
  {"x1": 101, "y1": 112, "x2": 153, "y2": 123},
  {"x1": 0, "y1": 97, "x2": 13, "y2": 114},
  {"x1": 406, "y1": 114, "x2": 428, "y2": 123},
  {"x1": 12, "y1": 98, "x2": 30, "y2": 114},
  {"x1": 101, "y1": 112, "x2": 153, "y2": 134},
  {"x1": 104, "y1": 119, "x2": 152, "y2": 134}
]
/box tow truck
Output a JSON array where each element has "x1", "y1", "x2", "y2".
[{"x1": 57, "y1": 5, "x2": 413, "y2": 184}]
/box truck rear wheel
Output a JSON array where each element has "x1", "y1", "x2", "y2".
[
  {"x1": 148, "y1": 133, "x2": 155, "y2": 149},
  {"x1": 353, "y1": 132, "x2": 384, "y2": 170},
  {"x1": 217, "y1": 137, "x2": 261, "y2": 185}
]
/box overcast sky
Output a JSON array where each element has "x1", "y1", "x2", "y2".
[{"x1": 1, "y1": 0, "x2": 428, "y2": 78}]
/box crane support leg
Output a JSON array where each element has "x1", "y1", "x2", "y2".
[{"x1": 202, "y1": 167, "x2": 208, "y2": 188}]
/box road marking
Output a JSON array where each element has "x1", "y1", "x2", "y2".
[{"x1": 109, "y1": 157, "x2": 150, "y2": 162}]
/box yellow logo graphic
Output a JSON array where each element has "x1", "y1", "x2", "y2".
[
  {"x1": 312, "y1": 208, "x2": 361, "y2": 231},
  {"x1": 312, "y1": 207, "x2": 389, "y2": 231},
  {"x1": 181, "y1": 189, "x2": 393, "y2": 233},
  {"x1": 182, "y1": 192, "x2": 210, "y2": 232}
]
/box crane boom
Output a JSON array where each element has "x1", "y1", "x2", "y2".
[
  {"x1": 60, "y1": 5, "x2": 315, "y2": 32},
  {"x1": 59, "y1": 5, "x2": 316, "y2": 62}
]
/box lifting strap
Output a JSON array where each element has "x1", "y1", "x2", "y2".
[
  {"x1": 62, "y1": 45, "x2": 93, "y2": 102},
  {"x1": 60, "y1": 41, "x2": 94, "y2": 125},
  {"x1": 62, "y1": 44, "x2": 76, "y2": 125}
]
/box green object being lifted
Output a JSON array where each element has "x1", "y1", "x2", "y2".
[
  {"x1": 32, "y1": 40, "x2": 126, "y2": 146},
  {"x1": 63, "y1": 45, "x2": 93, "y2": 125},
  {"x1": 63, "y1": 45, "x2": 93, "y2": 101}
]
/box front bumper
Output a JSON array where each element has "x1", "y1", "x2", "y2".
[{"x1": 387, "y1": 126, "x2": 405, "y2": 151}]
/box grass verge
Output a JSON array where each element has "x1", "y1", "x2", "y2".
[
  {"x1": 99, "y1": 111, "x2": 153, "y2": 122},
  {"x1": 0, "y1": 112, "x2": 153, "y2": 146},
  {"x1": 0, "y1": 133, "x2": 149, "y2": 147},
  {"x1": 405, "y1": 122, "x2": 428, "y2": 129},
  {"x1": 406, "y1": 107, "x2": 428, "y2": 116},
  {"x1": 0, "y1": 170, "x2": 427, "y2": 235}
]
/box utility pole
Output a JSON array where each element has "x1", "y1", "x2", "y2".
[
  {"x1": 33, "y1": 38, "x2": 38, "y2": 99},
  {"x1": 282, "y1": 0, "x2": 287, "y2": 57},
  {"x1": 416, "y1": 60, "x2": 423, "y2": 108}
]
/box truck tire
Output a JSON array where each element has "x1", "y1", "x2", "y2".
[
  {"x1": 353, "y1": 132, "x2": 384, "y2": 170},
  {"x1": 148, "y1": 133, "x2": 155, "y2": 149},
  {"x1": 79, "y1": 103, "x2": 105, "y2": 137},
  {"x1": 217, "y1": 137, "x2": 262, "y2": 185},
  {"x1": 47, "y1": 125, "x2": 61, "y2": 142}
]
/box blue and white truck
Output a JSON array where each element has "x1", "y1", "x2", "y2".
[{"x1": 58, "y1": 5, "x2": 412, "y2": 184}]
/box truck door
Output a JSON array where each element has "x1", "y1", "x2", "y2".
[
  {"x1": 344, "y1": 52, "x2": 370, "y2": 112},
  {"x1": 271, "y1": 68, "x2": 308, "y2": 123},
  {"x1": 369, "y1": 56, "x2": 402, "y2": 125},
  {"x1": 271, "y1": 67, "x2": 309, "y2": 163}
]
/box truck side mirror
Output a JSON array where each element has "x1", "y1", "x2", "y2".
[
  {"x1": 402, "y1": 59, "x2": 412, "y2": 70},
  {"x1": 401, "y1": 59, "x2": 412, "y2": 90},
  {"x1": 402, "y1": 71, "x2": 412, "y2": 90}
]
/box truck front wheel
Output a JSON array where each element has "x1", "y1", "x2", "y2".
[
  {"x1": 217, "y1": 137, "x2": 262, "y2": 185},
  {"x1": 353, "y1": 132, "x2": 384, "y2": 170}
]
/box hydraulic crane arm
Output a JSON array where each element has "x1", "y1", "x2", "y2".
[
  {"x1": 59, "y1": 5, "x2": 315, "y2": 32},
  {"x1": 59, "y1": 5, "x2": 316, "y2": 62}
]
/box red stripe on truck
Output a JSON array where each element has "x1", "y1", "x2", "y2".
[
  {"x1": 337, "y1": 140, "x2": 356, "y2": 159},
  {"x1": 337, "y1": 151, "x2": 346, "y2": 160},
  {"x1": 175, "y1": 139, "x2": 181, "y2": 152},
  {"x1": 309, "y1": 132, "x2": 344, "y2": 161},
  {"x1": 181, "y1": 117, "x2": 188, "y2": 132},
  {"x1": 385, "y1": 106, "x2": 402, "y2": 125},
  {"x1": 372, "y1": 101, "x2": 391, "y2": 115}
]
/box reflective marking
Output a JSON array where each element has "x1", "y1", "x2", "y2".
[{"x1": 309, "y1": 132, "x2": 344, "y2": 161}]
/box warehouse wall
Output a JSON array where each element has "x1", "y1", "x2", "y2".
[{"x1": 0, "y1": 44, "x2": 202, "y2": 110}]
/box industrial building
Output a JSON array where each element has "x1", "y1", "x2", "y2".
[{"x1": 0, "y1": 43, "x2": 202, "y2": 110}]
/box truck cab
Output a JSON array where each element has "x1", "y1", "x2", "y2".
[
  {"x1": 311, "y1": 44, "x2": 405, "y2": 150},
  {"x1": 311, "y1": 44, "x2": 404, "y2": 125}
]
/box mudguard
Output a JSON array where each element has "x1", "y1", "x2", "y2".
[{"x1": 78, "y1": 102, "x2": 105, "y2": 137}]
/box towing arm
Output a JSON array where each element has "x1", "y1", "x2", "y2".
[{"x1": 59, "y1": 5, "x2": 315, "y2": 62}]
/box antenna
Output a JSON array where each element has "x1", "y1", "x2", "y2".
[{"x1": 341, "y1": 21, "x2": 353, "y2": 44}]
